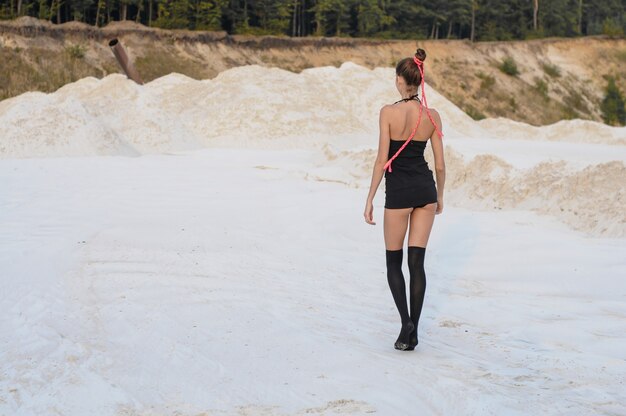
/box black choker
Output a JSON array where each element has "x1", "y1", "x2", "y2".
[{"x1": 393, "y1": 94, "x2": 421, "y2": 104}]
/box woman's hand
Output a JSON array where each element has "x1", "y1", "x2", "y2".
[
  {"x1": 364, "y1": 200, "x2": 376, "y2": 225},
  {"x1": 435, "y1": 198, "x2": 444, "y2": 215}
]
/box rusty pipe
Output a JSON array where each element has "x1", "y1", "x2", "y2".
[{"x1": 108, "y1": 38, "x2": 144, "y2": 85}]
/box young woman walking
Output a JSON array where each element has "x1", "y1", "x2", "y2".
[{"x1": 363, "y1": 48, "x2": 446, "y2": 351}]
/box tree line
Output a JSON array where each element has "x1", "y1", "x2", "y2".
[{"x1": 0, "y1": 0, "x2": 624, "y2": 40}]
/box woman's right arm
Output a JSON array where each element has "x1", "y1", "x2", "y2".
[
  {"x1": 364, "y1": 106, "x2": 391, "y2": 225},
  {"x1": 429, "y1": 111, "x2": 445, "y2": 214}
]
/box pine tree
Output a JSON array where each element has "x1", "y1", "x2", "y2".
[
  {"x1": 94, "y1": 0, "x2": 105, "y2": 25},
  {"x1": 441, "y1": 0, "x2": 471, "y2": 38},
  {"x1": 311, "y1": 0, "x2": 351, "y2": 36},
  {"x1": 601, "y1": 77, "x2": 626, "y2": 126},
  {"x1": 355, "y1": 0, "x2": 392, "y2": 36},
  {"x1": 584, "y1": 0, "x2": 624, "y2": 35},
  {"x1": 154, "y1": 0, "x2": 191, "y2": 28},
  {"x1": 193, "y1": 0, "x2": 225, "y2": 30},
  {"x1": 385, "y1": 0, "x2": 433, "y2": 39},
  {"x1": 541, "y1": 0, "x2": 579, "y2": 37},
  {"x1": 255, "y1": 0, "x2": 291, "y2": 34},
  {"x1": 69, "y1": 0, "x2": 94, "y2": 20},
  {"x1": 1, "y1": 0, "x2": 625, "y2": 38}
]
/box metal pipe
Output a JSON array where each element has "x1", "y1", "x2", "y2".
[{"x1": 108, "y1": 38, "x2": 144, "y2": 85}]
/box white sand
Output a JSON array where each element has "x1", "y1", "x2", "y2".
[
  {"x1": 1, "y1": 63, "x2": 625, "y2": 415},
  {"x1": 1, "y1": 63, "x2": 624, "y2": 236}
]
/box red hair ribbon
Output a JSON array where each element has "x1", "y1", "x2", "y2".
[{"x1": 383, "y1": 55, "x2": 444, "y2": 173}]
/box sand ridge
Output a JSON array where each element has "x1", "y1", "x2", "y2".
[{"x1": 0, "y1": 63, "x2": 624, "y2": 237}]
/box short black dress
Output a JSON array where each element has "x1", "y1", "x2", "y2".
[{"x1": 384, "y1": 139, "x2": 438, "y2": 209}]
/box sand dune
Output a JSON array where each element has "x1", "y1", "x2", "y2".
[
  {"x1": 2, "y1": 63, "x2": 624, "y2": 156},
  {"x1": 1, "y1": 63, "x2": 624, "y2": 237}
]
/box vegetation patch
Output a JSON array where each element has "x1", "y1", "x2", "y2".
[
  {"x1": 602, "y1": 18, "x2": 625, "y2": 37},
  {"x1": 561, "y1": 107, "x2": 581, "y2": 120},
  {"x1": 0, "y1": 47, "x2": 100, "y2": 100},
  {"x1": 541, "y1": 63, "x2": 561, "y2": 78},
  {"x1": 65, "y1": 44, "x2": 86, "y2": 59},
  {"x1": 134, "y1": 49, "x2": 209, "y2": 81},
  {"x1": 534, "y1": 77, "x2": 549, "y2": 100},
  {"x1": 601, "y1": 76, "x2": 626, "y2": 126},
  {"x1": 476, "y1": 71, "x2": 496, "y2": 91},
  {"x1": 0, "y1": 0, "x2": 622, "y2": 42},
  {"x1": 465, "y1": 104, "x2": 486, "y2": 120},
  {"x1": 563, "y1": 87, "x2": 588, "y2": 114},
  {"x1": 498, "y1": 57, "x2": 519, "y2": 76}
]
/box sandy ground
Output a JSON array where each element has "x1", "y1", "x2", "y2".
[
  {"x1": 1, "y1": 149, "x2": 625, "y2": 415},
  {"x1": 1, "y1": 63, "x2": 625, "y2": 415}
]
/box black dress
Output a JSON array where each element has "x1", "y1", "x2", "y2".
[{"x1": 384, "y1": 139, "x2": 438, "y2": 209}]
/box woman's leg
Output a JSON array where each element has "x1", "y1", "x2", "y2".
[
  {"x1": 406, "y1": 202, "x2": 437, "y2": 348},
  {"x1": 383, "y1": 207, "x2": 412, "y2": 250},
  {"x1": 408, "y1": 202, "x2": 436, "y2": 248},
  {"x1": 384, "y1": 208, "x2": 414, "y2": 349}
]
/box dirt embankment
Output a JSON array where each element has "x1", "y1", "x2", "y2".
[{"x1": 1, "y1": 16, "x2": 625, "y2": 125}]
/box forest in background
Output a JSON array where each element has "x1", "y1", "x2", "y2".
[{"x1": 0, "y1": 0, "x2": 624, "y2": 41}]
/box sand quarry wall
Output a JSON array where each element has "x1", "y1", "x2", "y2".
[{"x1": 1, "y1": 16, "x2": 625, "y2": 125}]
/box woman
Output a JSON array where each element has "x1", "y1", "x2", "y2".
[{"x1": 363, "y1": 48, "x2": 446, "y2": 351}]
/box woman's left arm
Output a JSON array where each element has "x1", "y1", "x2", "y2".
[{"x1": 364, "y1": 106, "x2": 391, "y2": 225}]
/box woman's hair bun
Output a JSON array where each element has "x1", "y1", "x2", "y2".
[{"x1": 415, "y1": 48, "x2": 427, "y2": 61}]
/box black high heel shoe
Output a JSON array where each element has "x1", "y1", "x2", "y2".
[{"x1": 394, "y1": 321, "x2": 415, "y2": 350}]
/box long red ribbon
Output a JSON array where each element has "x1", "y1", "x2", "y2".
[{"x1": 383, "y1": 56, "x2": 443, "y2": 173}]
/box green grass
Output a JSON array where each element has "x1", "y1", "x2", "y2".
[
  {"x1": 561, "y1": 106, "x2": 580, "y2": 120},
  {"x1": 134, "y1": 49, "x2": 210, "y2": 81},
  {"x1": 602, "y1": 18, "x2": 625, "y2": 37},
  {"x1": 0, "y1": 47, "x2": 103, "y2": 100},
  {"x1": 564, "y1": 88, "x2": 588, "y2": 113},
  {"x1": 534, "y1": 77, "x2": 549, "y2": 100},
  {"x1": 65, "y1": 44, "x2": 86, "y2": 59},
  {"x1": 476, "y1": 71, "x2": 496, "y2": 91},
  {"x1": 464, "y1": 104, "x2": 486, "y2": 120},
  {"x1": 498, "y1": 56, "x2": 519, "y2": 76},
  {"x1": 541, "y1": 62, "x2": 561, "y2": 78}
]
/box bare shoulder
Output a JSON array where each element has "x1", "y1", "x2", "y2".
[
  {"x1": 379, "y1": 104, "x2": 395, "y2": 121},
  {"x1": 428, "y1": 107, "x2": 442, "y2": 121},
  {"x1": 380, "y1": 104, "x2": 394, "y2": 114},
  {"x1": 382, "y1": 102, "x2": 405, "y2": 116}
]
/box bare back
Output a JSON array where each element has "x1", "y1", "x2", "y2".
[{"x1": 387, "y1": 101, "x2": 439, "y2": 142}]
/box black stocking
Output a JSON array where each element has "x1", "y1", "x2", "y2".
[
  {"x1": 386, "y1": 249, "x2": 414, "y2": 350},
  {"x1": 407, "y1": 246, "x2": 427, "y2": 348}
]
